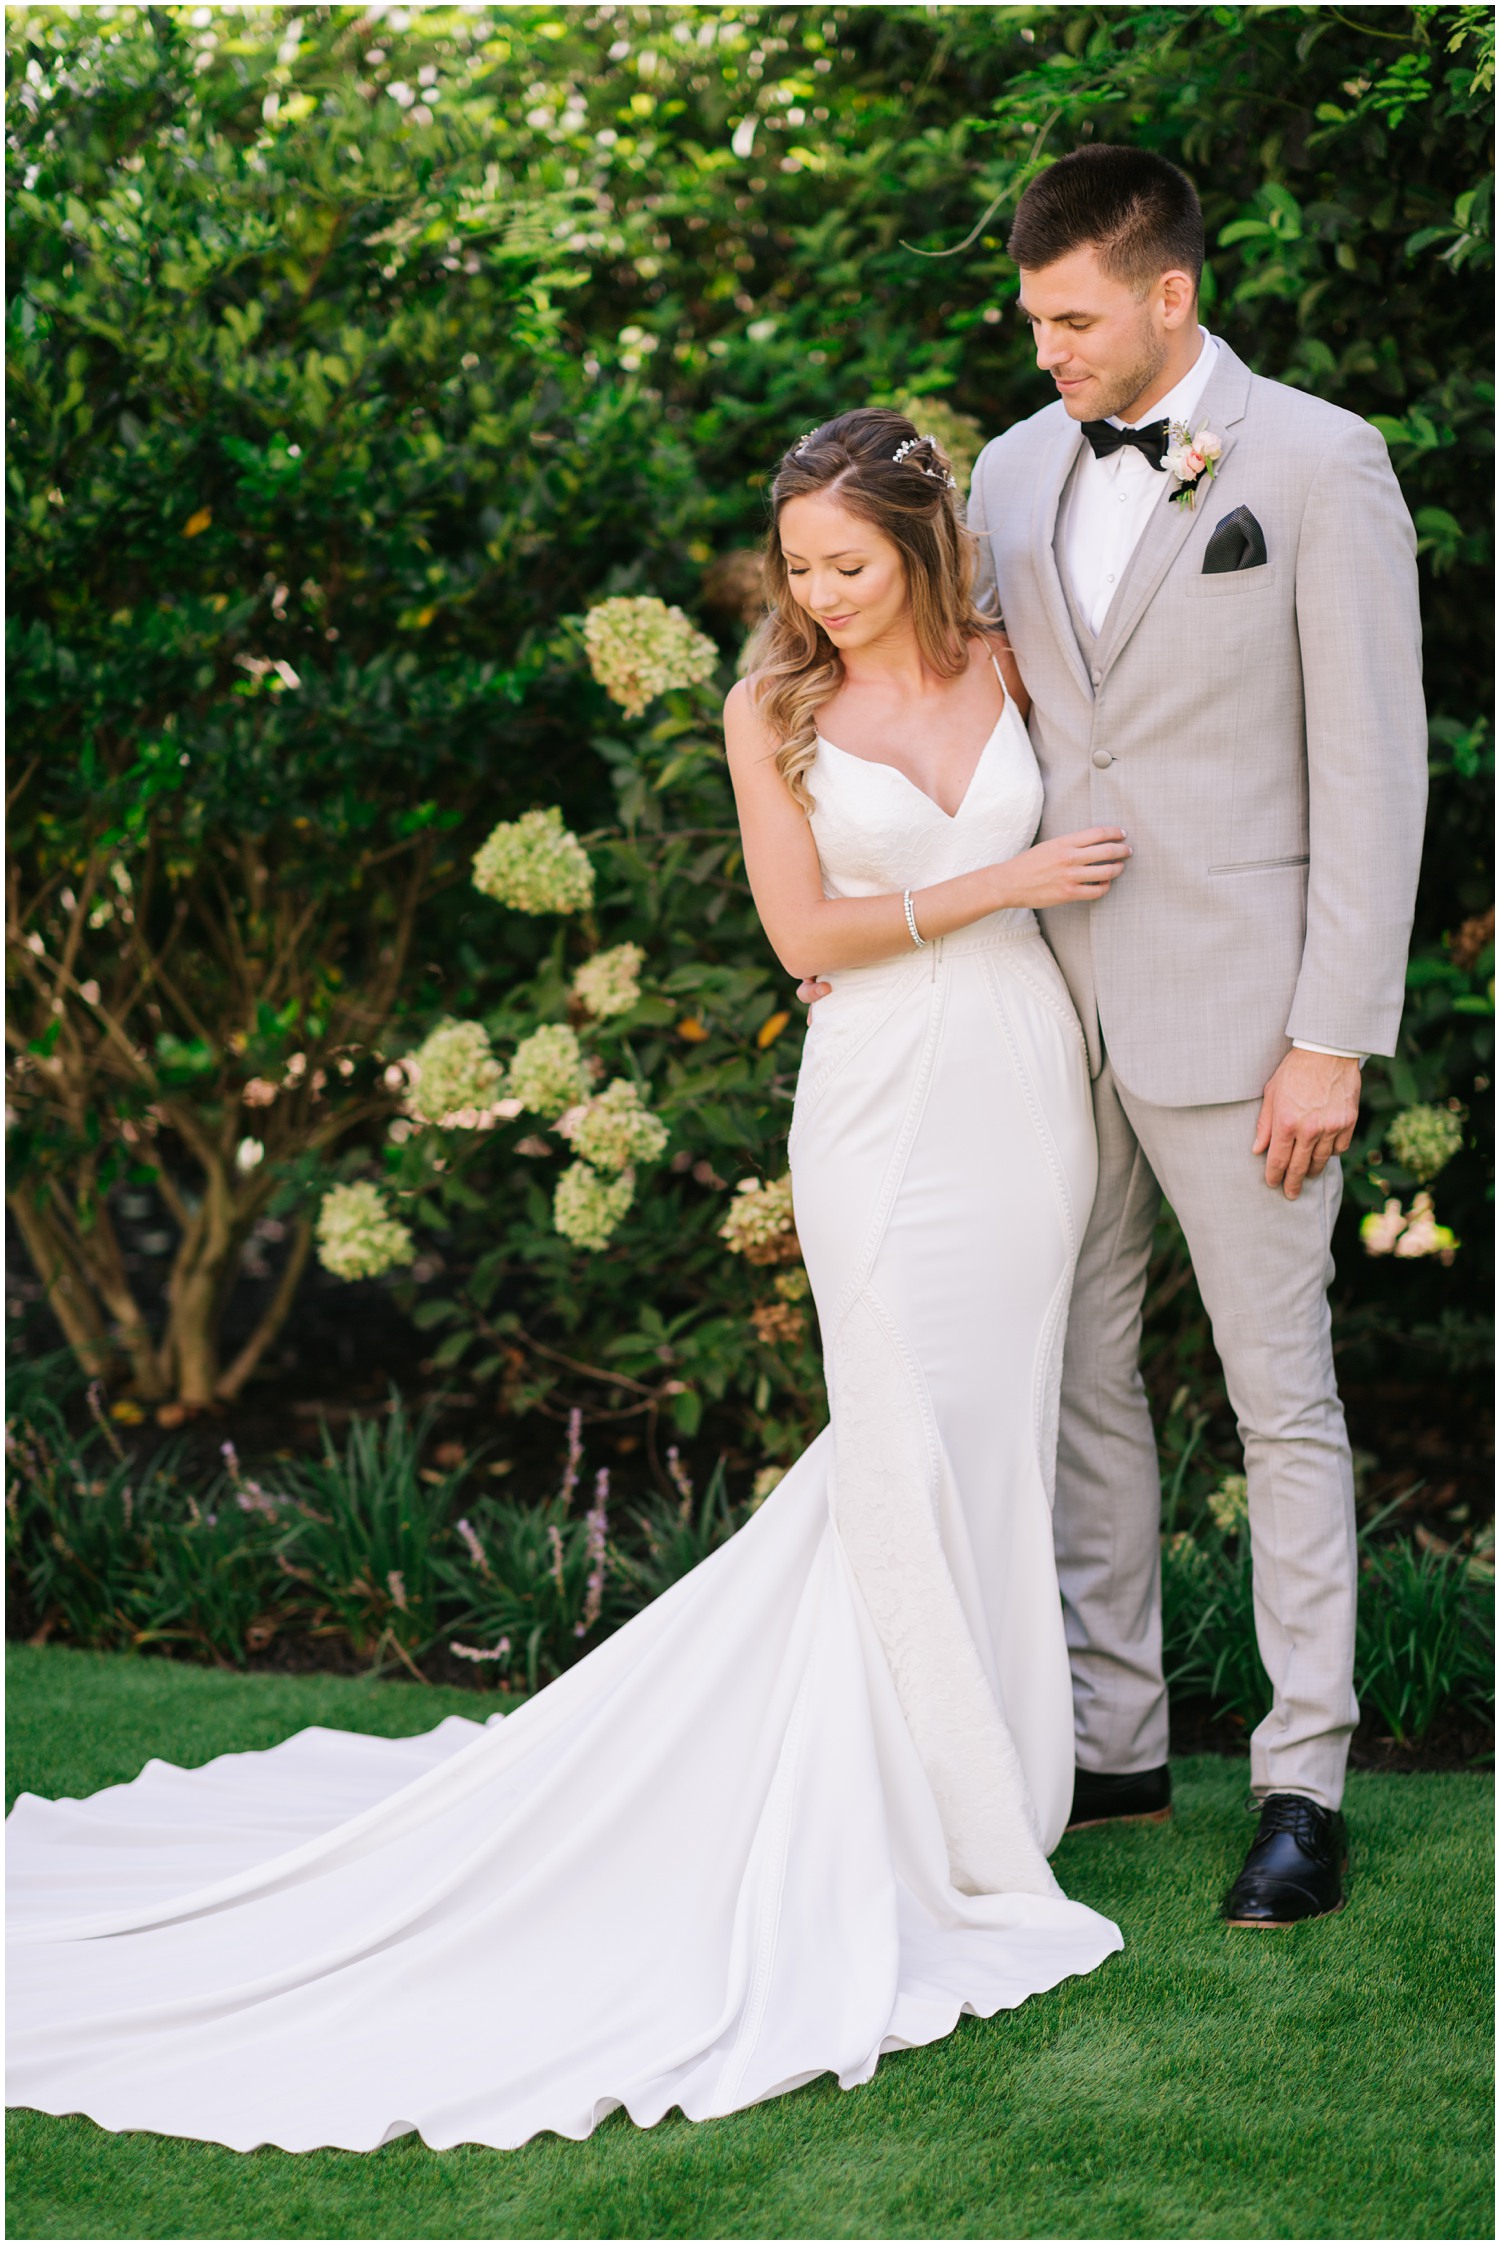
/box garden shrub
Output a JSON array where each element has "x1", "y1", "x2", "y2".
[{"x1": 5, "y1": 6, "x2": 1491, "y2": 1504}]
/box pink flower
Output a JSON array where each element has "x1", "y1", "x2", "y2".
[
  {"x1": 575, "y1": 1469, "x2": 610, "y2": 1635},
  {"x1": 1164, "y1": 422, "x2": 1222, "y2": 506},
  {"x1": 451, "y1": 1637, "x2": 511, "y2": 1663},
  {"x1": 559, "y1": 1407, "x2": 583, "y2": 1508},
  {"x1": 456, "y1": 1516, "x2": 492, "y2": 1579}
]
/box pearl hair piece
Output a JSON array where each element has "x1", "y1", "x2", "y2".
[{"x1": 892, "y1": 435, "x2": 957, "y2": 488}]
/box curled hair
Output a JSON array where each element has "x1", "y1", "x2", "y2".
[{"x1": 743, "y1": 408, "x2": 990, "y2": 814}]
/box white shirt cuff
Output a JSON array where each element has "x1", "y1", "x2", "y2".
[{"x1": 1292, "y1": 1040, "x2": 1368, "y2": 1065}]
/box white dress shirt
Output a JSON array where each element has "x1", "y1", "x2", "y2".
[
  {"x1": 1059, "y1": 327, "x2": 1219, "y2": 636},
  {"x1": 1056, "y1": 329, "x2": 1363, "y2": 1066}
]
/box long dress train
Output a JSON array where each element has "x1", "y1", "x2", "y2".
[{"x1": 6, "y1": 665, "x2": 1122, "y2": 2152}]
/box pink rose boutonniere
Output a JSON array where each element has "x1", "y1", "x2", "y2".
[{"x1": 1163, "y1": 420, "x2": 1223, "y2": 509}]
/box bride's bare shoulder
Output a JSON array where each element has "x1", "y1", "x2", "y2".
[{"x1": 978, "y1": 627, "x2": 1030, "y2": 722}]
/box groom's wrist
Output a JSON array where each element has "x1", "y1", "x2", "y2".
[{"x1": 1292, "y1": 1040, "x2": 1368, "y2": 1067}]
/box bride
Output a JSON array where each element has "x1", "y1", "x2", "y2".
[{"x1": 7, "y1": 409, "x2": 1132, "y2": 2156}]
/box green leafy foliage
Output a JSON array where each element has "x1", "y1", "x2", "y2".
[
  {"x1": 270, "y1": 1396, "x2": 476, "y2": 1672},
  {"x1": 6, "y1": 6, "x2": 1491, "y2": 1474},
  {"x1": 1356, "y1": 1536, "x2": 1495, "y2": 1745},
  {"x1": 5, "y1": 1353, "x2": 281, "y2": 1661},
  {"x1": 1162, "y1": 1497, "x2": 1494, "y2": 1743}
]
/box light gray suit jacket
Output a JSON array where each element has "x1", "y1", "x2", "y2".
[{"x1": 969, "y1": 342, "x2": 1427, "y2": 1107}]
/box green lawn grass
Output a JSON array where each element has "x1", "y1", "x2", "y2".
[{"x1": 5, "y1": 1645, "x2": 1493, "y2": 2241}]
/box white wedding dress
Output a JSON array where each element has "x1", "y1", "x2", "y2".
[{"x1": 6, "y1": 662, "x2": 1122, "y2": 2153}]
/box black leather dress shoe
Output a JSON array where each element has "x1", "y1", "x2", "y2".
[
  {"x1": 1066, "y1": 1763, "x2": 1172, "y2": 1831},
  {"x1": 1221, "y1": 1793, "x2": 1348, "y2": 1927}
]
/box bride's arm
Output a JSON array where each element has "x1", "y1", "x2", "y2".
[{"x1": 723, "y1": 680, "x2": 1127, "y2": 980}]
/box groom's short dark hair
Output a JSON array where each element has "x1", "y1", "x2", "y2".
[{"x1": 1008, "y1": 146, "x2": 1204, "y2": 292}]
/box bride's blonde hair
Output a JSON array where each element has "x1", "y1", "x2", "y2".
[{"x1": 742, "y1": 407, "x2": 990, "y2": 813}]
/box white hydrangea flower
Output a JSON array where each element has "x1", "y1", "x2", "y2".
[
  {"x1": 409, "y1": 1019, "x2": 504, "y2": 1124},
  {"x1": 569, "y1": 1079, "x2": 668, "y2": 1174},
  {"x1": 719, "y1": 1173, "x2": 800, "y2": 1265},
  {"x1": 472, "y1": 806, "x2": 595, "y2": 915},
  {"x1": 508, "y1": 1024, "x2": 591, "y2": 1120},
  {"x1": 583, "y1": 596, "x2": 718, "y2": 719},
  {"x1": 553, "y1": 1160, "x2": 636, "y2": 1251},
  {"x1": 1206, "y1": 1472, "x2": 1250, "y2": 1534},
  {"x1": 315, "y1": 1180, "x2": 416, "y2": 1281},
  {"x1": 1386, "y1": 1103, "x2": 1464, "y2": 1184},
  {"x1": 572, "y1": 942, "x2": 646, "y2": 1020}
]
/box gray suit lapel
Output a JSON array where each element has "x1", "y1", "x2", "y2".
[
  {"x1": 1029, "y1": 413, "x2": 1093, "y2": 701},
  {"x1": 1092, "y1": 343, "x2": 1254, "y2": 683}
]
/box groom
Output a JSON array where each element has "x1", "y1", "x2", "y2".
[{"x1": 964, "y1": 145, "x2": 1427, "y2": 1923}]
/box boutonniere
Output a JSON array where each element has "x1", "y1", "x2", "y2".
[{"x1": 1163, "y1": 421, "x2": 1223, "y2": 510}]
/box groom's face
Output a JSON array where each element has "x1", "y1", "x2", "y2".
[{"x1": 1016, "y1": 246, "x2": 1180, "y2": 424}]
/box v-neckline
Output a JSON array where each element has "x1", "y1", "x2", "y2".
[{"x1": 814, "y1": 654, "x2": 1011, "y2": 823}]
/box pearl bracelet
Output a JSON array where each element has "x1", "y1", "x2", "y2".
[{"x1": 903, "y1": 888, "x2": 926, "y2": 948}]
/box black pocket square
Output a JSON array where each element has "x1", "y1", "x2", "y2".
[{"x1": 1202, "y1": 506, "x2": 1268, "y2": 574}]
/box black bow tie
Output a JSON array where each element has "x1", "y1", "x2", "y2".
[{"x1": 1081, "y1": 418, "x2": 1169, "y2": 469}]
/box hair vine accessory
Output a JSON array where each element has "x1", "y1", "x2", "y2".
[
  {"x1": 891, "y1": 434, "x2": 956, "y2": 488},
  {"x1": 793, "y1": 428, "x2": 820, "y2": 456}
]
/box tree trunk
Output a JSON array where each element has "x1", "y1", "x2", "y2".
[
  {"x1": 215, "y1": 1215, "x2": 313, "y2": 1401},
  {"x1": 6, "y1": 1189, "x2": 117, "y2": 1379}
]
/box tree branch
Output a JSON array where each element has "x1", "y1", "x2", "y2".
[{"x1": 215, "y1": 1214, "x2": 313, "y2": 1400}]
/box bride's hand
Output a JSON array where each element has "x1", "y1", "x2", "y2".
[{"x1": 1000, "y1": 828, "x2": 1131, "y2": 908}]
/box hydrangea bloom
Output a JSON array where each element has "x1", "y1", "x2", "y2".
[
  {"x1": 572, "y1": 942, "x2": 646, "y2": 1020},
  {"x1": 472, "y1": 806, "x2": 595, "y2": 915},
  {"x1": 553, "y1": 1160, "x2": 636, "y2": 1251},
  {"x1": 773, "y1": 1267, "x2": 811, "y2": 1302},
  {"x1": 751, "y1": 1299, "x2": 805, "y2": 1346},
  {"x1": 508, "y1": 1024, "x2": 590, "y2": 1120},
  {"x1": 1385, "y1": 1103, "x2": 1464, "y2": 1184},
  {"x1": 569, "y1": 1079, "x2": 669, "y2": 1174},
  {"x1": 315, "y1": 1180, "x2": 415, "y2": 1281},
  {"x1": 719, "y1": 1173, "x2": 800, "y2": 1265},
  {"x1": 409, "y1": 1019, "x2": 504, "y2": 1124},
  {"x1": 1206, "y1": 1472, "x2": 1250, "y2": 1533},
  {"x1": 583, "y1": 596, "x2": 718, "y2": 719}
]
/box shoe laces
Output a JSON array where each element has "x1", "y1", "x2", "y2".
[{"x1": 1254, "y1": 1792, "x2": 1336, "y2": 1859}]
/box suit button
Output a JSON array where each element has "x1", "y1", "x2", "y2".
[
  {"x1": 1091, "y1": 749, "x2": 1114, "y2": 770},
  {"x1": 1091, "y1": 669, "x2": 1103, "y2": 686}
]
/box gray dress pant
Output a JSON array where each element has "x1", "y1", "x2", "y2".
[{"x1": 1055, "y1": 1053, "x2": 1360, "y2": 1809}]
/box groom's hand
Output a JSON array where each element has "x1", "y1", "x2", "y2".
[
  {"x1": 1253, "y1": 1050, "x2": 1362, "y2": 1200},
  {"x1": 796, "y1": 977, "x2": 833, "y2": 1006}
]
